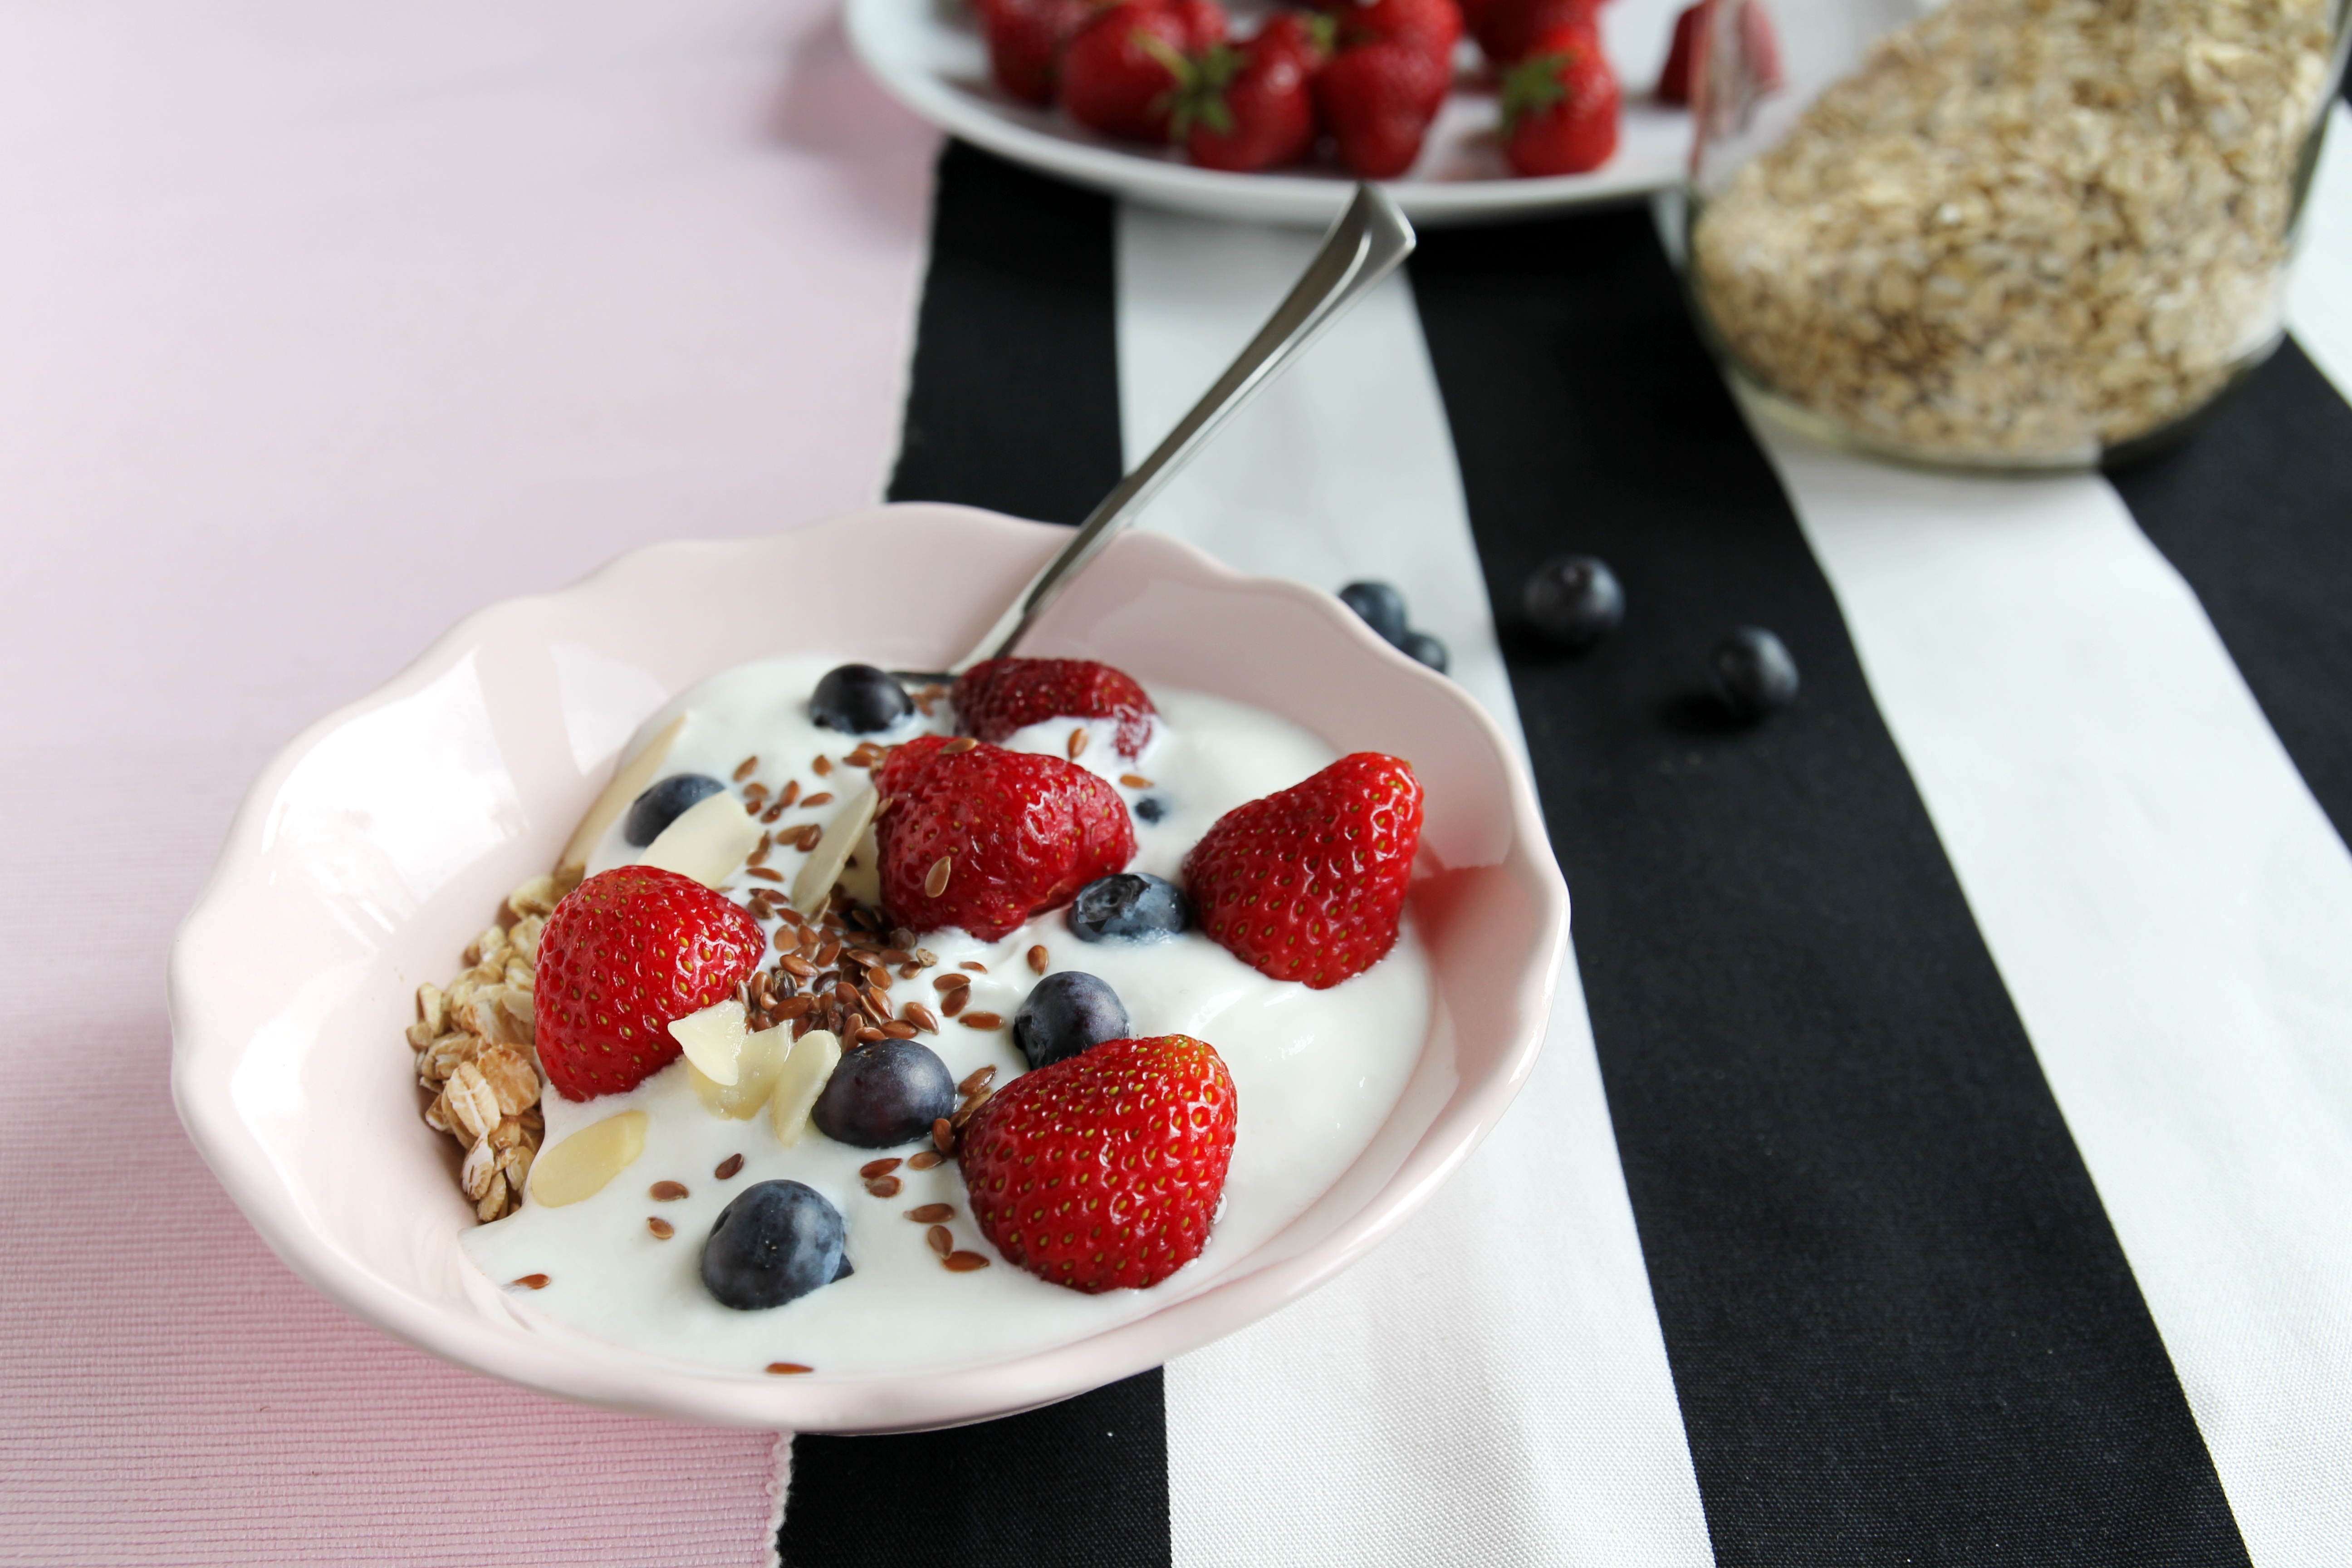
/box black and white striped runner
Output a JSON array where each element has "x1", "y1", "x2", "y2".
[{"x1": 783, "y1": 112, "x2": 2352, "y2": 1565}]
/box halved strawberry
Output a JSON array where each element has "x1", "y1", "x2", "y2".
[
  {"x1": 874, "y1": 735, "x2": 1136, "y2": 940},
  {"x1": 960, "y1": 1034, "x2": 1238, "y2": 1292},
  {"x1": 952, "y1": 656, "x2": 1158, "y2": 760},
  {"x1": 1181, "y1": 752, "x2": 1424, "y2": 988},
  {"x1": 534, "y1": 866, "x2": 767, "y2": 1100}
]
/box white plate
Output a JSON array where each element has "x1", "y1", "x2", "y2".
[{"x1": 846, "y1": 0, "x2": 1695, "y2": 226}]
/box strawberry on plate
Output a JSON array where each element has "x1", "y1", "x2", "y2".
[
  {"x1": 1501, "y1": 32, "x2": 1619, "y2": 175},
  {"x1": 1168, "y1": 27, "x2": 1319, "y2": 172},
  {"x1": 960, "y1": 1034, "x2": 1238, "y2": 1293},
  {"x1": 534, "y1": 865, "x2": 766, "y2": 1100},
  {"x1": 874, "y1": 734, "x2": 1137, "y2": 940},
  {"x1": 1323, "y1": 0, "x2": 1462, "y2": 62},
  {"x1": 1059, "y1": 0, "x2": 1217, "y2": 141},
  {"x1": 1656, "y1": 0, "x2": 1781, "y2": 103},
  {"x1": 1182, "y1": 751, "x2": 1423, "y2": 988},
  {"x1": 1316, "y1": 41, "x2": 1450, "y2": 177},
  {"x1": 952, "y1": 656, "x2": 1158, "y2": 760},
  {"x1": 1471, "y1": 0, "x2": 1595, "y2": 64},
  {"x1": 982, "y1": 0, "x2": 1092, "y2": 103}
]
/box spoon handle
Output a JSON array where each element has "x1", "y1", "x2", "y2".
[{"x1": 947, "y1": 183, "x2": 1416, "y2": 674}]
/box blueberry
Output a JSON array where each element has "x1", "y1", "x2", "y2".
[
  {"x1": 624, "y1": 774, "x2": 725, "y2": 847},
  {"x1": 1338, "y1": 580, "x2": 1410, "y2": 647},
  {"x1": 810, "y1": 663, "x2": 913, "y2": 735},
  {"x1": 811, "y1": 1038, "x2": 955, "y2": 1147},
  {"x1": 1709, "y1": 627, "x2": 1799, "y2": 720},
  {"x1": 1013, "y1": 972, "x2": 1131, "y2": 1070},
  {"x1": 1524, "y1": 555, "x2": 1625, "y2": 649},
  {"x1": 1068, "y1": 873, "x2": 1190, "y2": 942},
  {"x1": 1132, "y1": 796, "x2": 1168, "y2": 824},
  {"x1": 1399, "y1": 629, "x2": 1450, "y2": 673},
  {"x1": 700, "y1": 1180, "x2": 848, "y2": 1310}
]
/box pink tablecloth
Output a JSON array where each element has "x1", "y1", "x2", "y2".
[{"x1": 0, "y1": 3, "x2": 936, "y2": 1560}]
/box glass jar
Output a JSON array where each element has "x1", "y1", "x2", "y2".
[{"x1": 1682, "y1": 0, "x2": 2352, "y2": 469}]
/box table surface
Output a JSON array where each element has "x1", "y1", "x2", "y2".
[{"x1": 5, "y1": 5, "x2": 2350, "y2": 1566}]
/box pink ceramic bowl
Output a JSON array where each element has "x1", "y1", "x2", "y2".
[{"x1": 169, "y1": 503, "x2": 1569, "y2": 1433}]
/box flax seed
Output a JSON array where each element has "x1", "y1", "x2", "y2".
[
  {"x1": 943, "y1": 1251, "x2": 990, "y2": 1272},
  {"x1": 801, "y1": 791, "x2": 835, "y2": 809},
  {"x1": 909, "y1": 1150, "x2": 944, "y2": 1170},
  {"x1": 923, "y1": 856, "x2": 952, "y2": 898},
  {"x1": 762, "y1": 802, "x2": 785, "y2": 823},
  {"x1": 1120, "y1": 774, "x2": 1154, "y2": 789},
  {"x1": 778, "y1": 955, "x2": 817, "y2": 979},
  {"x1": 908, "y1": 1203, "x2": 955, "y2": 1223},
  {"x1": 853, "y1": 1025, "x2": 885, "y2": 1044},
  {"x1": 779, "y1": 779, "x2": 801, "y2": 808},
  {"x1": 766, "y1": 1362, "x2": 814, "y2": 1375},
  {"x1": 747, "y1": 866, "x2": 784, "y2": 882},
  {"x1": 958, "y1": 1011, "x2": 1004, "y2": 1030},
  {"x1": 733, "y1": 756, "x2": 759, "y2": 782},
  {"x1": 647, "y1": 1217, "x2": 675, "y2": 1240},
  {"x1": 860, "y1": 1158, "x2": 903, "y2": 1179},
  {"x1": 812, "y1": 755, "x2": 833, "y2": 776},
  {"x1": 1067, "y1": 727, "x2": 1088, "y2": 760},
  {"x1": 715, "y1": 1153, "x2": 745, "y2": 1181},
  {"x1": 650, "y1": 1181, "x2": 689, "y2": 1201},
  {"x1": 943, "y1": 736, "x2": 978, "y2": 754},
  {"x1": 941, "y1": 989, "x2": 968, "y2": 1018},
  {"x1": 511, "y1": 1274, "x2": 550, "y2": 1290},
  {"x1": 932, "y1": 1117, "x2": 956, "y2": 1154},
  {"x1": 881, "y1": 1021, "x2": 917, "y2": 1038},
  {"x1": 960, "y1": 961, "x2": 988, "y2": 974},
  {"x1": 1026, "y1": 944, "x2": 1049, "y2": 975},
  {"x1": 744, "y1": 782, "x2": 769, "y2": 802},
  {"x1": 902, "y1": 1001, "x2": 940, "y2": 1033},
  {"x1": 814, "y1": 938, "x2": 841, "y2": 966},
  {"x1": 958, "y1": 1065, "x2": 997, "y2": 1095},
  {"x1": 866, "y1": 1175, "x2": 902, "y2": 1198},
  {"x1": 927, "y1": 1225, "x2": 954, "y2": 1257},
  {"x1": 932, "y1": 973, "x2": 970, "y2": 993}
]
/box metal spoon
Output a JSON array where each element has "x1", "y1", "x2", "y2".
[{"x1": 911, "y1": 183, "x2": 1416, "y2": 682}]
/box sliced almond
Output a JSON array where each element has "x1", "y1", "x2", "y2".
[
  {"x1": 669, "y1": 999, "x2": 748, "y2": 1087},
  {"x1": 692, "y1": 1021, "x2": 789, "y2": 1120},
  {"x1": 789, "y1": 788, "x2": 878, "y2": 918},
  {"x1": 640, "y1": 789, "x2": 763, "y2": 888},
  {"x1": 769, "y1": 1029, "x2": 842, "y2": 1147},
  {"x1": 558, "y1": 714, "x2": 686, "y2": 878},
  {"x1": 528, "y1": 1110, "x2": 649, "y2": 1207}
]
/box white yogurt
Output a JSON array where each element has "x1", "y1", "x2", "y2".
[{"x1": 461, "y1": 654, "x2": 1431, "y2": 1377}]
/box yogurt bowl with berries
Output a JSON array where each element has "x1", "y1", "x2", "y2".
[{"x1": 170, "y1": 503, "x2": 1568, "y2": 1431}]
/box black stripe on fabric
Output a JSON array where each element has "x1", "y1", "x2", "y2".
[
  {"x1": 885, "y1": 139, "x2": 1126, "y2": 525},
  {"x1": 2109, "y1": 337, "x2": 2352, "y2": 846},
  {"x1": 780, "y1": 140, "x2": 1170, "y2": 1568},
  {"x1": 1411, "y1": 207, "x2": 2249, "y2": 1567}
]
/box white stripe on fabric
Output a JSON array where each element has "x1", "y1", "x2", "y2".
[
  {"x1": 1116, "y1": 205, "x2": 1715, "y2": 1568},
  {"x1": 2287, "y1": 102, "x2": 2352, "y2": 400},
  {"x1": 1742, "y1": 416, "x2": 2352, "y2": 1568}
]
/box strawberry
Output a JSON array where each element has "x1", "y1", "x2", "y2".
[
  {"x1": 1656, "y1": 0, "x2": 1779, "y2": 104},
  {"x1": 951, "y1": 656, "x2": 1157, "y2": 760},
  {"x1": 960, "y1": 1034, "x2": 1238, "y2": 1293},
  {"x1": 1654, "y1": 1, "x2": 1701, "y2": 103},
  {"x1": 1164, "y1": 0, "x2": 1232, "y2": 48},
  {"x1": 1501, "y1": 33, "x2": 1618, "y2": 175},
  {"x1": 1182, "y1": 752, "x2": 1423, "y2": 988},
  {"x1": 1316, "y1": 41, "x2": 1449, "y2": 178},
  {"x1": 534, "y1": 866, "x2": 767, "y2": 1101},
  {"x1": 984, "y1": 0, "x2": 1092, "y2": 104},
  {"x1": 1058, "y1": 0, "x2": 1196, "y2": 141},
  {"x1": 1168, "y1": 29, "x2": 1319, "y2": 172},
  {"x1": 1471, "y1": 0, "x2": 1596, "y2": 63},
  {"x1": 874, "y1": 734, "x2": 1136, "y2": 940},
  {"x1": 1323, "y1": 0, "x2": 1462, "y2": 62},
  {"x1": 1253, "y1": 8, "x2": 1336, "y2": 74}
]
